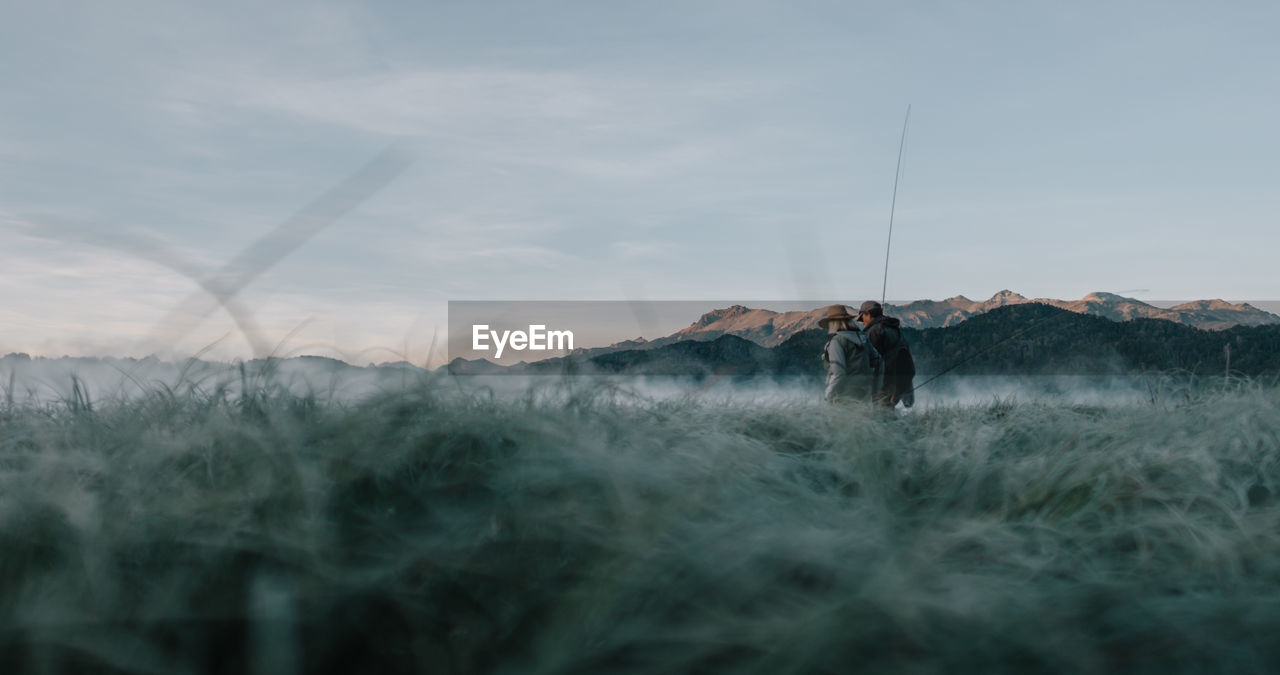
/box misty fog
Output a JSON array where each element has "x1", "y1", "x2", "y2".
[{"x1": 1, "y1": 354, "x2": 1186, "y2": 409}]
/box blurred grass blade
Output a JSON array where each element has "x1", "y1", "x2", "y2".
[{"x1": 142, "y1": 141, "x2": 416, "y2": 356}]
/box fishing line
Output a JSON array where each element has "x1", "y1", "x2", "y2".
[
  {"x1": 911, "y1": 306, "x2": 1077, "y2": 392},
  {"x1": 881, "y1": 105, "x2": 911, "y2": 306}
]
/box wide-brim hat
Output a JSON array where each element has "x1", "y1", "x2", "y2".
[{"x1": 817, "y1": 304, "x2": 856, "y2": 327}]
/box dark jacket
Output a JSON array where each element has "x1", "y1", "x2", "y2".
[{"x1": 864, "y1": 316, "x2": 916, "y2": 406}]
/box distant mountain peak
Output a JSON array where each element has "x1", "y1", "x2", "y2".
[
  {"x1": 1080, "y1": 291, "x2": 1142, "y2": 304},
  {"x1": 1172, "y1": 299, "x2": 1234, "y2": 310},
  {"x1": 1158, "y1": 298, "x2": 1280, "y2": 329},
  {"x1": 989, "y1": 289, "x2": 1028, "y2": 301},
  {"x1": 691, "y1": 304, "x2": 753, "y2": 327}
]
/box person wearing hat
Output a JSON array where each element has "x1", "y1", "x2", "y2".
[
  {"x1": 857, "y1": 301, "x2": 916, "y2": 408},
  {"x1": 818, "y1": 304, "x2": 881, "y2": 403}
]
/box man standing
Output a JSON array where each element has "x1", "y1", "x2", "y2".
[
  {"x1": 819, "y1": 305, "x2": 880, "y2": 403},
  {"x1": 858, "y1": 301, "x2": 916, "y2": 408}
]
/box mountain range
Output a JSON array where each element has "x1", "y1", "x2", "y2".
[
  {"x1": 605, "y1": 291, "x2": 1280, "y2": 353},
  {"x1": 508, "y1": 292, "x2": 1276, "y2": 373}
]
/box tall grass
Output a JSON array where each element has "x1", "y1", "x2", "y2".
[{"x1": 3, "y1": 375, "x2": 1280, "y2": 673}]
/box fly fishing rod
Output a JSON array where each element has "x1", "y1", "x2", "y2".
[{"x1": 881, "y1": 104, "x2": 911, "y2": 306}]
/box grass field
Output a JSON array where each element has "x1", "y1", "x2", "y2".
[{"x1": 3, "y1": 374, "x2": 1280, "y2": 673}]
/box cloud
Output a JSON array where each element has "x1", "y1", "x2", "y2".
[
  {"x1": 418, "y1": 243, "x2": 581, "y2": 268},
  {"x1": 234, "y1": 66, "x2": 756, "y2": 133},
  {"x1": 611, "y1": 241, "x2": 679, "y2": 259},
  {"x1": 179, "y1": 64, "x2": 771, "y2": 181}
]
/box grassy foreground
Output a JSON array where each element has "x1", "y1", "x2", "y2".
[{"x1": 3, "y1": 377, "x2": 1280, "y2": 674}]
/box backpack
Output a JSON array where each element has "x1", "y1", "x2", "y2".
[
  {"x1": 828, "y1": 330, "x2": 879, "y2": 375},
  {"x1": 875, "y1": 325, "x2": 916, "y2": 408}
]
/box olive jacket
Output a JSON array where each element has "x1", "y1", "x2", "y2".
[{"x1": 822, "y1": 329, "x2": 881, "y2": 403}]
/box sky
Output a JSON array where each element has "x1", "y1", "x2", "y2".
[{"x1": 2, "y1": 1, "x2": 1278, "y2": 366}]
